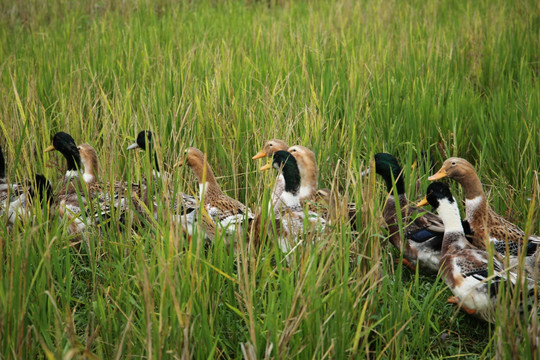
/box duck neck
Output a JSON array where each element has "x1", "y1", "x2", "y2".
[
  {"x1": 299, "y1": 166, "x2": 317, "y2": 200},
  {"x1": 81, "y1": 157, "x2": 98, "y2": 184},
  {"x1": 454, "y1": 170, "x2": 485, "y2": 201},
  {"x1": 279, "y1": 162, "x2": 301, "y2": 207},
  {"x1": 192, "y1": 161, "x2": 221, "y2": 197},
  {"x1": 455, "y1": 172, "x2": 487, "y2": 221},
  {"x1": 64, "y1": 151, "x2": 82, "y2": 180},
  {"x1": 283, "y1": 163, "x2": 301, "y2": 196},
  {"x1": 437, "y1": 199, "x2": 469, "y2": 254},
  {"x1": 149, "y1": 150, "x2": 160, "y2": 174},
  {"x1": 383, "y1": 169, "x2": 405, "y2": 195}
]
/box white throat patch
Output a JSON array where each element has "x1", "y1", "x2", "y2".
[
  {"x1": 299, "y1": 185, "x2": 312, "y2": 200},
  {"x1": 280, "y1": 191, "x2": 300, "y2": 208},
  {"x1": 199, "y1": 182, "x2": 209, "y2": 199},
  {"x1": 83, "y1": 173, "x2": 95, "y2": 184},
  {"x1": 465, "y1": 196, "x2": 484, "y2": 221},
  {"x1": 65, "y1": 170, "x2": 80, "y2": 180}
]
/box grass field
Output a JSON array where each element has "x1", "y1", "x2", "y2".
[{"x1": 1, "y1": 0, "x2": 539, "y2": 358}]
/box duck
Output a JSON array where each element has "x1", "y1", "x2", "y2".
[
  {"x1": 254, "y1": 141, "x2": 356, "y2": 224},
  {"x1": 259, "y1": 150, "x2": 326, "y2": 255},
  {"x1": 127, "y1": 130, "x2": 198, "y2": 234},
  {"x1": 177, "y1": 147, "x2": 254, "y2": 239},
  {"x1": 374, "y1": 153, "x2": 445, "y2": 273},
  {"x1": 56, "y1": 142, "x2": 126, "y2": 234},
  {"x1": 45, "y1": 134, "x2": 129, "y2": 234},
  {"x1": 287, "y1": 145, "x2": 357, "y2": 226},
  {"x1": 417, "y1": 182, "x2": 537, "y2": 323},
  {"x1": 428, "y1": 157, "x2": 539, "y2": 258},
  {"x1": 126, "y1": 130, "x2": 161, "y2": 178},
  {"x1": 0, "y1": 145, "x2": 53, "y2": 223}
]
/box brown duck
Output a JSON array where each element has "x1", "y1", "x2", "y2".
[{"x1": 429, "y1": 157, "x2": 539, "y2": 258}]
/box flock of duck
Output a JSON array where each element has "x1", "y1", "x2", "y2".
[{"x1": 1, "y1": 131, "x2": 538, "y2": 323}]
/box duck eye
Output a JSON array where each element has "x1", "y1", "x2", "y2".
[
  {"x1": 269, "y1": 144, "x2": 273, "y2": 147},
  {"x1": 451, "y1": 161, "x2": 456, "y2": 166}
]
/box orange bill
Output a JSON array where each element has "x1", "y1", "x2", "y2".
[
  {"x1": 428, "y1": 168, "x2": 447, "y2": 181},
  {"x1": 416, "y1": 197, "x2": 429, "y2": 207},
  {"x1": 259, "y1": 163, "x2": 272, "y2": 171},
  {"x1": 252, "y1": 150, "x2": 266, "y2": 160}
]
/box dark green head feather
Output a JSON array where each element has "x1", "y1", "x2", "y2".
[{"x1": 374, "y1": 152, "x2": 405, "y2": 194}]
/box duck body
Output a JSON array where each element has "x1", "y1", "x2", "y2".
[
  {"x1": 419, "y1": 182, "x2": 537, "y2": 323},
  {"x1": 375, "y1": 153, "x2": 445, "y2": 273},
  {"x1": 429, "y1": 158, "x2": 539, "y2": 261},
  {"x1": 440, "y1": 246, "x2": 507, "y2": 323},
  {"x1": 383, "y1": 193, "x2": 443, "y2": 273}
]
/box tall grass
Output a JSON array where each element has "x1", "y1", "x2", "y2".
[{"x1": 0, "y1": 0, "x2": 538, "y2": 358}]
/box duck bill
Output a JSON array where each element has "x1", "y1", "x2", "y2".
[
  {"x1": 252, "y1": 150, "x2": 267, "y2": 160},
  {"x1": 126, "y1": 142, "x2": 139, "y2": 151},
  {"x1": 428, "y1": 169, "x2": 447, "y2": 181},
  {"x1": 174, "y1": 160, "x2": 184, "y2": 168},
  {"x1": 44, "y1": 145, "x2": 56, "y2": 153},
  {"x1": 416, "y1": 197, "x2": 429, "y2": 207},
  {"x1": 411, "y1": 160, "x2": 418, "y2": 170},
  {"x1": 259, "y1": 163, "x2": 272, "y2": 171}
]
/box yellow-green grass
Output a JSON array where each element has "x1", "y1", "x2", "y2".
[{"x1": 0, "y1": 0, "x2": 538, "y2": 358}]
